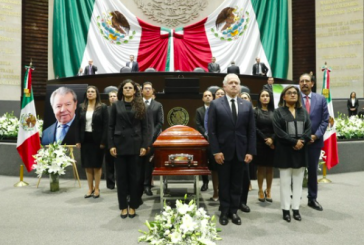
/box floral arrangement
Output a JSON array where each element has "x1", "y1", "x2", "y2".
[
  {"x1": 0, "y1": 112, "x2": 19, "y2": 139},
  {"x1": 335, "y1": 113, "x2": 364, "y2": 139},
  {"x1": 32, "y1": 142, "x2": 75, "y2": 177},
  {"x1": 138, "y1": 196, "x2": 221, "y2": 245}
]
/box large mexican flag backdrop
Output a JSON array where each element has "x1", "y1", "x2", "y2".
[{"x1": 53, "y1": 0, "x2": 288, "y2": 78}]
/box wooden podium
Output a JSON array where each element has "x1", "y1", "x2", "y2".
[{"x1": 153, "y1": 125, "x2": 210, "y2": 208}]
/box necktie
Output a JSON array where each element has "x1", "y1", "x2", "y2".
[
  {"x1": 231, "y1": 99, "x2": 237, "y2": 123},
  {"x1": 204, "y1": 107, "x2": 209, "y2": 135},
  {"x1": 89, "y1": 65, "x2": 92, "y2": 75},
  {"x1": 56, "y1": 124, "x2": 69, "y2": 143},
  {"x1": 145, "y1": 100, "x2": 149, "y2": 108},
  {"x1": 305, "y1": 96, "x2": 310, "y2": 113}
]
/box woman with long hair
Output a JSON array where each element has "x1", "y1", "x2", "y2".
[
  {"x1": 252, "y1": 90, "x2": 275, "y2": 202},
  {"x1": 108, "y1": 79, "x2": 148, "y2": 219},
  {"x1": 347, "y1": 92, "x2": 359, "y2": 117},
  {"x1": 76, "y1": 86, "x2": 108, "y2": 199},
  {"x1": 272, "y1": 86, "x2": 311, "y2": 222}
]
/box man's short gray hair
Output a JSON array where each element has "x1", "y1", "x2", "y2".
[
  {"x1": 223, "y1": 73, "x2": 241, "y2": 86},
  {"x1": 50, "y1": 87, "x2": 77, "y2": 107}
]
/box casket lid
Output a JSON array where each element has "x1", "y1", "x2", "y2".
[{"x1": 153, "y1": 125, "x2": 209, "y2": 147}]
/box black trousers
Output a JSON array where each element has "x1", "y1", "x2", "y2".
[
  {"x1": 217, "y1": 153, "x2": 244, "y2": 214},
  {"x1": 115, "y1": 155, "x2": 141, "y2": 210},
  {"x1": 143, "y1": 153, "x2": 154, "y2": 188},
  {"x1": 104, "y1": 149, "x2": 115, "y2": 189},
  {"x1": 240, "y1": 164, "x2": 250, "y2": 205},
  {"x1": 307, "y1": 147, "x2": 321, "y2": 201}
]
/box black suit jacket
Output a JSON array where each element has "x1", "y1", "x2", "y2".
[
  {"x1": 108, "y1": 100, "x2": 148, "y2": 155},
  {"x1": 147, "y1": 100, "x2": 164, "y2": 143},
  {"x1": 263, "y1": 84, "x2": 273, "y2": 93},
  {"x1": 208, "y1": 96, "x2": 256, "y2": 162},
  {"x1": 41, "y1": 118, "x2": 78, "y2": 145},
  {"x1": 227, "y1": 65, "x2": 240, "y2": 76},
  {"x1": 84, "y1": 65, "x2": 98, "y2": 75},
  {"x1": 252, "y1": 62, "x2": 268, "y2": 76},
  {"x1": 126, "y1": 61, "x2": 139, "y2": 72},
  {"x1": 76, "y1": 104, "x2": 108, "y2": 145},
  {"x1": 347, "y1": 98, "x2": 359, "y2": 112},
  {"x1": 195, "y1": 106, "x2": 206, "y2": 138},
  {"x1": 208, "y1": 63, "x2": 220, "y2": 73}
]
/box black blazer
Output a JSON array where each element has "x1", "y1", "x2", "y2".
[
  {"x1": 108, "y1": 100, "x2": 148, "y2": 155},
  {"x1": 263, "y1": 84, "x2": 273, "y2": 93},
  {"x1": 126, "y1": 61, "x2": 139, "y2": 72},
  {"x1": 76, "y1": 104, "x2": 108, "y2": 145},
  {"x1": 148, "y1": 100, "x2": 164, "y2": 143},
  {"x1": 83, "y1": 65, "x2": 98, "y2": 75},
  {"x1": 227, "y1": 65, "x2": 240, "y2": 76},
  {"x1": 208, "y1": 96, "x2": 256, "y2": 162},
  {"x1": 347, "y1": 98, "x2": 359, "y2": 112},
  {"x1": 208, "y1": 63, "x2": 220, "y2": 73},
  {"x1": 252, "y1": 62, "x2": 268, "y2": 76},
  {"x1": 195, "y1": 106, "x2": 206, "y2": 137}
]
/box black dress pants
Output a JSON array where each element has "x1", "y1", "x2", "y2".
[
  {"x1": 104, "y1": 149, "x2": 115, "y2": 189},
  {"x1": 240, "y1": 164, "x2": 250, "y2": 205},
  {"x1": 115, "y1": 155, "x2": 141, "y2": 210},
  {"x1": 217, "y1": 153, "x2": 244, "y2": 214}
]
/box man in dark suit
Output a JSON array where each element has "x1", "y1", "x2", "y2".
[
  {"x1": 141, "y1": 81, "x2": 164, "y2": 196},
  {"x1": 252, "y1": 57, "x2": 268, "y2": 76},
  {"x1": 263, "y1": 77, "x2": 274, "y2": 93},
  {"x1": 41, "y1": 87, "x2": 78, "y2": 146},
  {"x1": 208, "y1": 73, "x2": 256, "y2": 226},
  {"x1": 84, "y1": 59, "x2": 97, "y2": 75},
  {"x1": 104, "y1": 90, "x2": 118, "y2": 189},
  {"x1": 208, "y1": 57, "x2": 220, "y2": 73},
  {"x1": 195, "y1": 90, "x2": 213, "y2": 191},
  {"x1": 126, "y1": 55, "x2": 139, "y2": 72},
  {"x1": 227, "y1": 61, "x2": 240, "y2": 76},
  {"x1": 300, "y1": 73, "x2": 329, "y2": 211}
]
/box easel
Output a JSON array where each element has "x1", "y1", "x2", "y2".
[{"x1": 36, "y1": 145, "x2": 81, "y2": 188}]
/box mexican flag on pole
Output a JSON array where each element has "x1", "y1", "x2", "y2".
[
  {"x1": 321, "y1": 65, "x2": 339, "y2": 170},
  {"x1": 16, "y1": 66, "x2": 41, "y2": 172}
]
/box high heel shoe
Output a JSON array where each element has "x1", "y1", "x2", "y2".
[
  {"x1": 292, "y1": 209, "x2": 302, "y2": 221},
  {"x1": 264, "y1": 190, "x2": 273, "y2": 202},
  {"x1": 128, "y1": 208, "x2": 136, "y2": 218},
  {"x1": 120, "y1": 209, "x2": 128, "y2": 219},
  {"x1": 93, "y1": 189, "x2": 100, "y2": 198},
  {"x1": 282, "y1": 209, "x2": 291, "y2": 222},
  {"x1": 258, "y1": 190, "x2": 265, "y2": 202},
  {"x1": 84, "y1": 189, "x2": 94, "y2": 198}
]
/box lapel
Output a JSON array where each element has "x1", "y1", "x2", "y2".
[
  {"x1": 222, "y1": 96, "x2": 235, "y2": 126},
  {"x1": 310, "y1": 93, "x2": 317, "y2": 113},
  {"x1": 236, "y1": 97, "x2": 244, "y2": 127},
  {"x1": 119, "y1": 101, "x2": 133, "y2": 126}
]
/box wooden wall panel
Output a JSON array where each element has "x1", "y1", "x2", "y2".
[
  {"x1": 21, "y1": 0, "x2": 48, "y2": 96},
  {"x1": 292, "y1": 0, "x2": 316, "y2": 82}
]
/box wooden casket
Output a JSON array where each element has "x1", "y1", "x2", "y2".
[{"x1": 152, "y1": 125, "x2": 210, "y2": 176}]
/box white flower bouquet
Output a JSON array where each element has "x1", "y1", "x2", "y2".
[
  {"x1": 335, "y1": 113, "x2": 364, "y2": 139},
  {"x1": 32, "y1": 142, "x2": 75, "y2": 177},
  {"x1": 0, "y1": 112, "x2": 19, "y2": 139},
  {"x1": 138, "y1": 196, "x2": 221, "y2": 245}
]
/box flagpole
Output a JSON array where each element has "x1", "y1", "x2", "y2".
[
  {"x1": 318, "y1": 164, "x2": 332, "y2": 183},
  {"x1": 14, "y1": 165, "x2": 29, "y2": 187}
]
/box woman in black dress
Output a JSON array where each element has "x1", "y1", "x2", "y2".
[
  {"x1": 272, "y1": 86, "x2": 311, "y2": 222},
  {"x1": 253, "y1": 90, "x2": 275, "y2": 202},
  {"x1": 109, "y1": 79, "x2": 148, "y2": 219},
  {"x1": 76, "y1": 86, "x2": 108, "y2": 199},
  {"x1": 347, "y1": 92, "x2": 359, "y2": 117}
]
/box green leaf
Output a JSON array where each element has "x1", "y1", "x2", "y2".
[
  {"x1": 123, "y1": 40, "x2": 128, "y2": 44},
  {"x1": 211, "y1": 28, "x2": 214, "y2": 32},
  {"x1": 129, "y1": 36, "x2": 133, "y2": 40},
  {"x1": 220, "y1": 37, "x2": 225, "y2": 40},
  {"x1": 214, "y1": 33, "x2": 219, "y2": 37},
  {"x1": 227, "y1": 38, "x2": 232, "y2": 41},
  {"x1": 133, "y1": 30, "x2": 136, "y2": 35},
  {"x1": 116, "y1": 42, "x2": 121, "y2": 45}
]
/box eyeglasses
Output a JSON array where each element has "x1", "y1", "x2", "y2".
[
  {"x1": 143, "y1": 87, "x2": 152, "y2": 90},
  {"x1": 286, "y1": 91, "x2": 298, "y2": 95}
]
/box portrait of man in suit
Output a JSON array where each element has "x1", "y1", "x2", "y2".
[
  {"x1": 126, "y1": 55, "x2": 139, "y2": 72},
  {"x1": 208, "y1": 57, "x2": 221, "y2": 73},
  {"x1": 83, "y1": 59, "x2": 98, "y2": 75},
  {"x1": 41, "y1": 87, "x2": 78, "y2": 145},
  {"x1": 227, "y1": 61, "x2": 240, "y2": 76},
  {"x1": 252, "y1": 57, "x2": 268, "y2": 76},
  {"x1": 263, "y1": 77, "x2": 274, "y2": 93},
  {"x1": 299, "y1": 73, "x2": 329, "y2": 211},
  {"x1": 208, "y1": 73, "x2": 256, "y2": 226}
]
